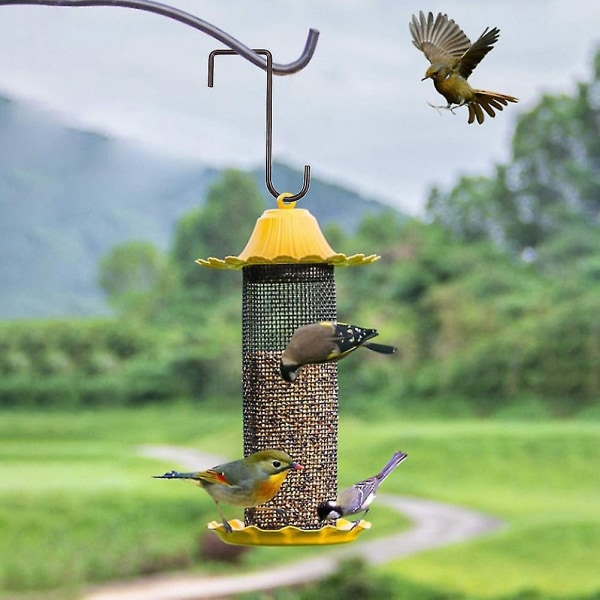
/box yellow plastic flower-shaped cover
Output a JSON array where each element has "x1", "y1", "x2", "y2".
[{"x1": 197, "y1": 194, "x2": 380, "y2": 269}]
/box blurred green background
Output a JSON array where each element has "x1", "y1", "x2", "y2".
[{"x1": 2, "y1": 45, "x2": 600, "y2": 600}]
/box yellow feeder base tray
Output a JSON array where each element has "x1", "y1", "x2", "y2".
[{"x1": 207, "y1": 519, "x2": 371, "y2": 546}]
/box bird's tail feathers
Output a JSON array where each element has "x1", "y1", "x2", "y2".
[
  {"x1": 375, "y1": 451, "x2": 408, "y2": 482},
  {"x1": 153, "y1": 469, "x2": 229, "y2": 485},
  {"x1": 153, "y1": 470, "x2": 196, "y2": 480},
  {"x1": 363, "y1": 342, "x2": 398, "y2": 354},
  {"x1": 468, "y1": 90, "x2": 519, "y2": 124}
]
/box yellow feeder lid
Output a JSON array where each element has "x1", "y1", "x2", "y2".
[
  {"x1": 197, "y1": 193, "x2": 380, "y2": 269},
  {"x1": 207, "y1": 518, "x2": 371, "y2": 546}
]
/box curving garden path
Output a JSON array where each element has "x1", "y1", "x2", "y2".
[{"x1": 84, "y1": 445, "x2": 504, "y2": 600}]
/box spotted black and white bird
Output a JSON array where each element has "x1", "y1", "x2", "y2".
[{"x1": 280, "y1": 321, "x2": 397, "y2": 382}]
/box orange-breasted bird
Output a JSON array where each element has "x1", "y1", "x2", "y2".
[
  {"x1": 410, "y1": 11, "x2": 518, "y2": 124},
  {"x1": 280, "y1": 321, "x2": 397, "y2": 383},
  {"x1": 154, "y1": 449, "x2": 303, "y2": 532}
]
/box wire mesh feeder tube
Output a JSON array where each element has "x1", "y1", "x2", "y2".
[{"x1": 242, "y1": 263, "x2": 337, "y2": 531}]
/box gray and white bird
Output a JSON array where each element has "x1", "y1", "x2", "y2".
[
  {"x1": 280, "y1": 321, "x2": 397, "y2": 382},
  {"x1": 317, "y1": 451, "x2": 408, "y2": 526}
]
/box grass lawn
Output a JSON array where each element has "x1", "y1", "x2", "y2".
[
  {"x1": 0, "y1": 405, "x2": 215, "y2": 596},
  {"x1": 0, "y1": 404, "x2": 599, "y2": 598},
  {"x1": 337, "y1": 419, "x2": 600, "y2": 598}
]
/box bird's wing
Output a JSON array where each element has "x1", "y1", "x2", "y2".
[
  {"x1": 331, "y1": 323, "x2": 379, "y2": 357},
  {"x1": 410, "y1": 11, "x2": 471, "y2": 66},
  {"x1": 195, "y1": 469, "x2": 231, "y2": 486},
  {"x1": 457, "y1": 27, "x2": 500, "y2": 79},
  {"x1": 338, "y1": 482, "x2": 374, "y2": 515}
]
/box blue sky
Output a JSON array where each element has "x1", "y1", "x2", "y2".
[{"x1": 0, "y1": 1, "x2": 598, "y2": 214}]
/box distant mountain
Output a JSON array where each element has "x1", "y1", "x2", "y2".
[{"x1": 0, "y1": 95, "x2": 398, "y2": 319}]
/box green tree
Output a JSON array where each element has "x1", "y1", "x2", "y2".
[
  {"x1": 98, "y1": 240, "x2": 170, "y2": 313},
  {"x1": 171, "y1": 169, "x2": 265, "y2": 291}
]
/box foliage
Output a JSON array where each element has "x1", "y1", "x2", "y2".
[
  {"x1": 4, "y1": 51, "x2": 600, "y2": 413},
  {"x1": 0, "y1": 171, "x2": 256, "y2": 407},
  {"x1": 0, "y1": 312, "x2": 241, "y2": 407},
  {"x1": 394, "y1": 47, "x2": 600, "y2": 411},
  {"x1": 281, "y1": 558, "x2": 399, "y2": 600},
  {"x1": 171, "y1": 168, "x2": 265, "y2": 293},
  {"x1": 261, "y1": 559, "x2": 600, "y2": 599},
  {"x1": 98, "y1": 239, "x2": 173, "y2": 314}
]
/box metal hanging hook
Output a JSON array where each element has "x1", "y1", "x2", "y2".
[
  {"x1": 209, "y1": 49, "x2": 311, "y2": 203},
  {"x1": 0, "y1": 0, "x2": 320, "y2": 76},
  {"x1": 1, "y1": 0, "x2": 316, "y2": 201}
]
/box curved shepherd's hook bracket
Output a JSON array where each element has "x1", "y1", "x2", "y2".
[
  {"x1": 0, "y1": 0, "x2": 319, "y2": 76},
  {"x1": 1, "y1": 0, "x2": 316, "y2": 201},
  {"x1": 209, "y1": 49, "x2": 311, "y2": 202}
]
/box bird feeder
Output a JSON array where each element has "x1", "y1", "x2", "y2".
[
  {"x1": 198, "y1": 194, "x2": 378, "y2": 545},
  {"x1": 195, "y1": 40, "x2": 383, "y2": 545}
]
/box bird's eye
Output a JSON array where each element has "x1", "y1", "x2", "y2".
[{"x1": 272, "y1": 460, "x2": 281, "y2": 468}]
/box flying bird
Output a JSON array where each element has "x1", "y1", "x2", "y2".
[
  {"x1": 410, "y1": 11, "x2": 518, "y2": 124},
  {"x1": 280, "y1": 321, "x2": 397, "y2": 383},
  {"x1": 317, "y1": 451, "x2": 408, "y2": 527},
  {"x1": 154, "y1": 449, "x2": 303, "y2": 532}
]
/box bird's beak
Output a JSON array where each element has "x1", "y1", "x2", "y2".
[
  {"x1": 291, "y1": 462, "x2": 303, "y2": 470},
  {"x1": 421, "y1": 75, "x2": 429, "y2": 81}
]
